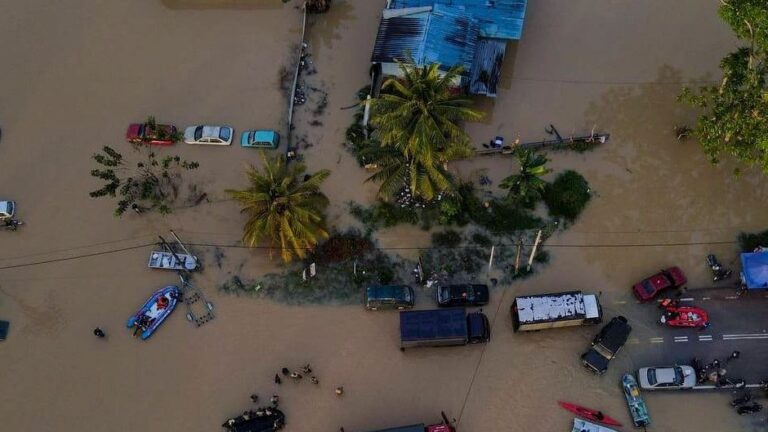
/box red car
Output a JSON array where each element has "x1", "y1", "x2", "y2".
[
  {"x1": 125, "y1": 122, "x2": 177, "y2": 146},
  {"x1": 632, "y1": 267, "x2": 687, "y2": 301}
]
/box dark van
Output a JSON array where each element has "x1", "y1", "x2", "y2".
[{"x1": 365, "y1": 285, "x2": 415, "y2": 310}]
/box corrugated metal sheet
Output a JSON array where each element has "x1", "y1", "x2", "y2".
[
  {"x1": 371, "y1": 7, "x2": 478, "y2": 74},
  {"x1": 371, "y1": 13, "x2": 429, "y2": 64},
  {"x1": 389, "y1": 0, "x2": 528, "y2": 40},
  {"x1": 421, "y1": 6, "x2": 478, "y2": 72},
  {"x1": 468, "y1": 37, "x2": 506, "y2": 96}
]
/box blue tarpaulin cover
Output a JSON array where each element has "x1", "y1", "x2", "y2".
[{"x1": 741, "y1": 251, "x2": 768, "y2": 289}]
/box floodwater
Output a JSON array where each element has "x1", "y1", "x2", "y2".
[{"x1": 0, "y1": 0, "x2": 766, "y2": 431}]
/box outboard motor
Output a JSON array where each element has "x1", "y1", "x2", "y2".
[{"x1": 707, "y1": 254, "x2": 733, "y2": 282}]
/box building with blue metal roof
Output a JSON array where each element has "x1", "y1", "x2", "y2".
[{"x1": 371, "y1": 0, "x2": 528, "y2": 97}]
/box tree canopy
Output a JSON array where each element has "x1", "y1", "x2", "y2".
[
  {"x1": 680, "y1": 0, "x2": 768, "y2": 172},
  {"x1": 226, "y1": 152, "x2": 330, "y2": 263}
]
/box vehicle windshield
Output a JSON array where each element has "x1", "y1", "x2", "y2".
[
  {"x1": 642, "y1": 280, "x2": 656, "y2": 295},
  {"x1": 219, "y1": 128, "x2": 231, "y2": 141},
  {"x1": 647, "y1": 369, "x2": 657, "y2": 385},
  {"x1": 673, "y1": 367, "x2": 684, "y2": 385},
  {"x1": 194, "y1": 126, "x2": 203, "y2": 141}
]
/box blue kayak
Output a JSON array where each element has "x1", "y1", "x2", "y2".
[{"x1": 126, "y1": 285, "x2": 180, "y2": 340}]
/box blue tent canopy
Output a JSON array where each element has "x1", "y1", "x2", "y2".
[{"x1": 740, "y1": 251, "x2": 768, "y2": 289}]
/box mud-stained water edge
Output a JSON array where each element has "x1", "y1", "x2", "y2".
[{"x1": 0, "y1": 1, "x2": 765, "y2": 431}]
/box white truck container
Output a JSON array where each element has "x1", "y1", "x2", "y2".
[{"x1": 511, "y1": 290, "x2": 602, "y2": 332}]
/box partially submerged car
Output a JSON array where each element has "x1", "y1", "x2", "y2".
[
  {"x1": 632, "y1": 267, "x2": 687, "y2": 301},
  {"x1": 581, "y1": 316, "x2": 631, "y2": 375},
  {"x1": 125, "y1": 122, "x2": 178, "y2": 145},
  {"x1": 184, "y1": 125, "x2": 233, "y2": 145},
  {"x1": 365, "y1": 285, "x2": 415, "y2": 310},
  {"x1": 0, "y1": 200, "x2": 15, "y2": 222},
  {"x1": 437, "y1": 284, "x2": 489, "y2": 307},
  {"x1": 637, "y1": 365, "x2": 696, "y2": 390},
  {"x1": 241, "y1": 130, "x2": 280, "y2": 149}
]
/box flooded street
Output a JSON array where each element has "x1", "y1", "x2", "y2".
[{"x1": 1, "y1": 0, "x2": 767, "y2": 431}]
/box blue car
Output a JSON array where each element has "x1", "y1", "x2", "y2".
[{"x1": 240, "y1": 130, "x2": 280, "y2": 149}]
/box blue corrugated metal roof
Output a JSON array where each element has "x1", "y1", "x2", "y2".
[
  {"x1": 371, "y1": 8, "x2": 478, "y2": 73},
  {"x1": 389, "y1": 0, "x2": 528, "y2": 40},
  {"x1": 371, "y1": 13, "x2": 429, "y2": 64}
]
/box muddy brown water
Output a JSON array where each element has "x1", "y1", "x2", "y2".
[{"x1": 0, "y1": 0, "x2": 766, "y2": 431}]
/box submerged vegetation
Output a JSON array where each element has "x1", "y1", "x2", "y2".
[{"x1": 89, "y1": 145, "x2": 199, "y2": 216}]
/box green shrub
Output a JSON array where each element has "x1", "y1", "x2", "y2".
[
  {"x1": 544, "y1": 170, "x2": 591, "y2": 221},
  {"x1": 739, "y1": 230, "x2": 768, "y2": 252},
  {"x1": 349, "y1": 202, "x2": 419, "y2": 231},
  {"x1": 432, "y1": 230, "x2": 463, "y2": 248}
]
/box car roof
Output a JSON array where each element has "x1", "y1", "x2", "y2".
[
  {"x1": 201, "y1": 126, "x2": 220, "y2": 138},
  {"x1": 654, "y1": 367, "x2": 677, "y2": 383},
  {"x1": 367, "y1": 285, "x2": 409, "y2": 297}
]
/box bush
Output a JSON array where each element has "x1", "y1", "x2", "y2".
[
  {"x1": 544, "y1": 170, "x2": 591, "y2": 221},
  {"x1": 349, "y1": 202, "x2": 419, "y2": 231},
  {"x1": 739, "y1": 230, "x2": 768, "y2": 252},
  {"x1": 313, "y1": 230, "x2": 374, "y2": 265},
  {"x1": 432, "y1": 230, "x2": 463, "y2": 248}
]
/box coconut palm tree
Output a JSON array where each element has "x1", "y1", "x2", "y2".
[
  {"x1": 368, "y1": 61, "x2": 483, "y2": 200},
  {"x1": 226, "y1": 152, "x2": 331, "y2": 263},
  {"x1": 362, "y1": 142, "x2": 455, "y2": 200},
  {"x1": 500, "y1": 149, "x2": 551, "y2": 207}
]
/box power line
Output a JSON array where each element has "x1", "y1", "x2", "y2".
[{"x1": 0, "y1": 238, "x2": 740, "y2": 272}]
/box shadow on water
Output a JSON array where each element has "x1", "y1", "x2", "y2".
[
  {"x1": 161, "y1": 0, "x2": 288, "y2": 10},
  {"x1": 306, "y1": 0, "x2": 355, "y2": 53}
]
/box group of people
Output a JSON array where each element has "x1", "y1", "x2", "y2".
[{"x1": 273, "y1": 363, "x2": 321, "y2": 386}]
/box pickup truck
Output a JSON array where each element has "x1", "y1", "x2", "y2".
[
  {"x1": 399, "y1": 308, "x2": 490, "y2": 350},
  {"x1": 581, "y1": 316, "x2": 631, "y2": 375},
  {"x1": 0, "y1": 200, "x2": 15, "y2": 222}
]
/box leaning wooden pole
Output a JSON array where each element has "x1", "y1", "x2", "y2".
[
  {"x1": 514, "y1": 238, "x2": 522, "y2": 275},
  {"x1": 527, "y1": 230, "x2": 543, "y2": 271}
]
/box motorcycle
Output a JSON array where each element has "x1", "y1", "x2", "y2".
[
  {"x1": 3, "y1": 219, "x2": 23, "y2": 231},
  {"x1": 731, "y1": 392, "x2": 752, "y2": 407},
  {"x1": 736, "y1": 402, "x2": 762, "y2": 415},
  {"x1": 707, "y1": 254, "x2": 733, "y2": 282}
]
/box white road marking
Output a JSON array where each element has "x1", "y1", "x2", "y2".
[
  {"x1": 650, "y1": 337, "x2": 664, "y2": 343},
  {"x1": 627, "y1": 338, "x2": 640, "y2": 345},
  {"x1": 702, "y1": 297, "x2": 711, "y2": 301},
  {"x1": 679, "y1": 297, "x2": 694, "y2": 302},
  {"x1": 725, "y1": 296, "x2": 739, "y2": 300},
  {"x1": 722, "y1": 333, "x2": 768, "y2": 337},
  {"x1": 698, "y1": 335, "x2": 713, "y2": 341},
  {"x1": 674, "y1": 336, "x2": 689, "y2": 342},
  {"x1": 613, "y1": 300, "x2": 627, "y2": 305},
  {"x1": 723, "y1": 335, "x2": 768, "y2": 340}
]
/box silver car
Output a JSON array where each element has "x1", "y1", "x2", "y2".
[
  {"x1": 184, "y1": 125, "x2": 233, "y2": 145},
  {"x1": 637, "y1": 365, "x2": 697, "y2": 390}
]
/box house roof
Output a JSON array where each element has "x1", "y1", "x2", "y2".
[
  {"x1": 388, "y1": 0, "x2": 528, "y2": 40},
  {"x1": 371, "y1": 6, "x2": 479, "y2": 73}
]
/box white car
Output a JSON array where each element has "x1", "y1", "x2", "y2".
[
  {"x1": 637, "y1": 365, "x2": 697, "y2": 390},
  {"x1": 184, "y1": 125, "x2": 233, "y2": 145}
]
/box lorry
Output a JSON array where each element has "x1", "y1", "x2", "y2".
[
  {"x1": 399, "y1": 308, "x2": 489, "y2": 350},
  {"x1": 510, "y1": 290, "x2": 602, "y2": 332},
  {"x1": 581, "y1": 316, "x2": 631, "y2": 375}
]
